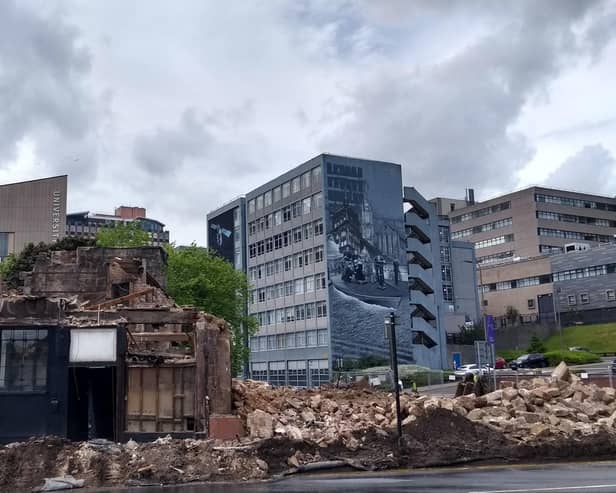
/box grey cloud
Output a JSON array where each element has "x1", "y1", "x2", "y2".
[
  {"x1": 320, "y1": 0, "x2": 615, "y2": 198},
  {"x1": 133, "y1": 109, "x2": 212, "y2": 176},
  {"x1": 0, "y1": 0, "x2": 97, "y2": 178},
  {"x1": 545, "y1": 144, "x2": 616, "y2": 195}
]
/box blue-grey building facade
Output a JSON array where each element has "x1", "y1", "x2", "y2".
[
  {"x1": 208, "y1": 154, "x2": 415, "y2": 386},
  {"x1": 551, "y1": 244, "x2": 616, "y2": 325}
]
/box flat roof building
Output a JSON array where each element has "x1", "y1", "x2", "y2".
[
  {"x1": 66, "y1": 207, "x2": 170, "y2": 246},
  {"x1": 0, "y1": 175, "x2": 67, "y2": 260},
  {"x1": 208, "y1": 154, "x2": 421, "y2": 386},
  {"x1": 447, "y1": 186, "x2": 616, "y2": 320}
]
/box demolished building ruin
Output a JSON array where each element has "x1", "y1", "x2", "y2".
[{"x1": 0, "y1": 246, "x2": 239, "y2": 444}]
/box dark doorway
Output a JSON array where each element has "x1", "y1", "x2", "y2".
[
  {"x1": 67, "y1": 367, "x2": 115, "y2": 441},
  {"x1": 537, "y1": 293, "x2": 556, "y2": 325}
]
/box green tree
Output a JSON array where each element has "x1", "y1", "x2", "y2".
[
  {"x1": 96, "y1": 221, "x2": 150, "y2": 247},
  {"x1": 0, "y1": 237, "x2": 95, "y2": 289},
  {"x1": 527, "y1": 334, "x2": 546, "y2": 354},
  {"x1": 505, "y1": 305, "x2": 520, "y2": 326},
  {"x1": 164, "y1": 244, "x2": 257, "y2": 375}
]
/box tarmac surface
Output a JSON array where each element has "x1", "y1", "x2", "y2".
[{"x1": 98, "y1": 460, "x2": 616, "y2": 493}]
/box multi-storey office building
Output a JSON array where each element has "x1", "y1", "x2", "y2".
[
  {"x1": 208, "y1": 154, "x2": 416, "y2": 386},
  {"x1": 447, "y1": 187, "x2": 616, "y2": 320},
  {"x1": 66, "y1": 206, "x2": 170, "y2": 246},
  {"x1": 0, "y1": 175, "x2": 67, "y2": 261}
]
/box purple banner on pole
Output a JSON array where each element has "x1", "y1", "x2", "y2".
[{"x1": 486, "y1": 314, "x2": 495, "y2": 344}]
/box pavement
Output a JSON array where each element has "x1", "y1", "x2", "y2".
[{"x1": 99, "y1": 461, "x2": 616, "y2": 492}]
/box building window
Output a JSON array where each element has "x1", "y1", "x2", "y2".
[
  {"x1": 282, "y1": 182, "x2": 290, "y2": 198},
  {"x1": 303, "y1": 224, "x2": 313, "y2": 240},
  {"x1": 309, "y1": 359, "x2": 329, "y2": 386},
  {"x1": 527, "y1": 299, "x2": 535, "y2": 310},
  {"x1": 283, "y1": 206, "x2": 292, "y2": 222},
  {"x1": 316, "y1": 301, "x2": 327, "y2": 318},
  {"x1": 441, "y1": 265, "x2": 452, "y2": 283},
  {"x1": 579, "y1": 293, "x2": 590, "y2": 304},
  {"x1": 288, "y1": 360, "x2": 307, "y2": 387},
  {"x1": 313, "y1": 192, "x2": 323, "y2": 210},
  {"x1": 607, "y1": 290, "x2": 616, "y2": 302},
  {"x1": 284, "y1": 256, "x2": 292, "y2": 272},
  {"x1": 312, "y1": 166, "x2": 322, "y2": 185},
  {"x1": 317, "y1": 329, "x2": 328, "y2": 346},
  {"x1": 303, "y1": 197, "x2": 312, "y2": 215},
  {"x1": 294, "y1": 279, "x2": 304, "y2": 295},
  {"x1": 256, "y1": 195, "x2": 263, "y2": 210},
  {"x1": 291, "y1": 177, "x2": 301, "y2": 194},
  {"x1": 264, "y1": 191, "x2": 272, "y2": 207},
  {"x1": 258, "y1": 289, "x2": 266, "y2": 303},
  {"x1": 296, "y1": 331, "x2": 306, "y2": 347},
  {"x1": 313, "y1": 220, "x2": 324, "y2": 236},
  {"x1": 251, "y1": 362, "x2": 267, "y2": 381},
  {"x1": 269, "y1": 361, "x2": 286, "y2": 387},
  {"x1": 273, "y1": 186, "x2": 281, "y2": 203},
  {"x1": 314, "y1": 247, "x2": 324, "y2": 263},
  {"x1": 442, "y1": 286, "x2": 454, "y2": 302},
  {"x1": 248, "y1": 200, "x2": 255, "y2": 214},
  {"x1": 315, "y1": 273, "x2": 326, "y2": 289},
  {"x1": 301, "y1": 172, "x2": 311, "y2": 189},
  {"x1": 0, "y1": 329, "x2": 48, "y2": 392},
  {"x1": 567, "y1": 295, "x2": 576, "y2": 306},
  {"x1": 284, "y1": 281, "x2": 294, "y2": 297},
  {"x1": 474, "y1": 234, "x2": 515, "y2": 250},
  {"x1": 274, "y1": 211, "x2": 282, "y2": 226},
  {"x1": 305, "y1": 302, "x2": 315, "y2": 319},
  {"x1": 295, "y1": 305, "x2": 305, "y2": 321},
  {"x1": 304, "y1": 276, "x2": 314, "y2": 293},
  {"x1": 306, "y1": 330, "x2": 317, "y2": 347}
]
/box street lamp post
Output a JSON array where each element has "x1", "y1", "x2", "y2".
[{"x1": 385, "y1": 311, "x2": 402, "y2": 440}]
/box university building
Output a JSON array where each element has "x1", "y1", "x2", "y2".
[
  {"x1": 443, "y1": 187, "x2": 616, "y2": 322},
  {"x1": 66, "y1": 206, "x2": 170, "y2": 246},
  {"x1": 0, "y1": 175, "x2": 67, "y2": 260}
]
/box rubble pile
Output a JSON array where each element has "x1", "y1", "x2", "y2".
[
  {"x1": 456, "y1": 363, "x2": 616, "y2": 440},
  {"x1": 233, "y1": 379, "x2": 418, "y2": 449},
  {"x1": 4, "y1": 363, "x2": 616, "y2": 490}
]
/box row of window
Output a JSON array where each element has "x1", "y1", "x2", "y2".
[
  {"x1": 451, "y1": 218, "x2": 513, "y2": 240},
  {"x1": 537, "y1": 210, "x2": 615, "y2": 228},
  {"x1": 250, "y1": 329, "x2": 328, "y2": 352},
  {"x1": 249, "y1": 250, "x2": 325, "y2": 284},
  {"x1": 565, "y1": 291, "x2": 616, "y2": 306},
  {"x1": 253, "y1": 301, "x2": 328, "y2": 326},
  {"x1": 251, "y1": 273, "x2": 327, "y2": 302},
  {"x1": 553, "y1": 264, "x2": 616, "y2": 282},
  {"x1": 248, "y1": 227, "x2": 324, "y2": 258},
  {"x1": 474, "y1": 234, "x2": 515, "y2": 250},
  {"x1": 479, "y1": 262, "x2": 616, "y2": 293},
  {"x1": 251, "y1": 359, "x2": 329, "y2": 387},
  {"x1": 247, "y1": 167, "x2": 322, "y2": 215},
  {"x1": 539, "y1": 245, "x2": 564, "y2": 255},
  {"x1": 537, "y1": 228, "x2": 616, "y2": 243},
  {"x1": 450, "y1": 201, "x2": 511, "y2": 224},
  {"x1": 479, "y1": 273, "x2": 551, "y2": 293},
  {"x1": 535, "y1": 193, "x2": 616, "y2": 212},
  {"x1": 248, "y1": 194, "x2": 323, "y2": 235},
  {"x1": 477, "y1": 250, "x2": 515, "y2": 266}
]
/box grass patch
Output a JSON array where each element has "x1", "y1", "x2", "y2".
[
  {"x1": 544, "y1": 350, "x2": 600, "y2": 366},
  {"x1": 543, "y1": 322, "x2": 616, "y2": 353}
]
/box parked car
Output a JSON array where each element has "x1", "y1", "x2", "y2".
[
  {"x1": 454, "y1": 364, "x2": 490, "y2": 379},
  {"x1": 569, "y1": 346, "x2": 591, "y2": 353},
  {"x1": 611, "y1": 359, "x2": 616, "y2": 374},
  {"x1": 509, "y1": 353, "x2": 548, "y2": 370},
  {"x1": 495, "y1": 357, "x2": 507, "y2": 369},
  {"x1": 454, "y1": 364, "x2": 481, "y2": 378}
]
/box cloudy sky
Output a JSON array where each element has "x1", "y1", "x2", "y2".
[{"x1": 1, "y1": 0, "x2": 616, "y2": 245}]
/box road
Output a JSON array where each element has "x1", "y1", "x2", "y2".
[{"x1": 97, "y1": 461, "x2": 616, "y2": 492}]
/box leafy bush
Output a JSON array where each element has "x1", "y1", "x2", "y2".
[
  {"x1": 544, "y1": 350, "x2": 600, "y2": 366},
  {"x1": 527, "y1": 335, "x2": 546, "y2": 354}
]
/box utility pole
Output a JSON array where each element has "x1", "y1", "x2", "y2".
[{"x1": 385, "y1": 312, "x2": 402, "y2": 440}]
